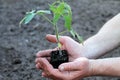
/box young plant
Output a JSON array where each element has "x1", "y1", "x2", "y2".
[{"x1": 20, "y1": 0, "x2": 83, "y2": 68}]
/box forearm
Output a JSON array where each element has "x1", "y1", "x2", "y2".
[
  {"x1": 90, "y1": 57, "x2": 120, "y2": 77},
  {"x1": 81, "y1": 13, "x2": 120, "y2": 59}
]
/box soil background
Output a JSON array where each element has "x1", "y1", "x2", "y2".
[{"x1": 0, "y1": 0, "x2": 120, "y2": 80}]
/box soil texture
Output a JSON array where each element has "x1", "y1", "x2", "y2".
[{"x1": 0, "y1": 0, "x2": 120, "y2": 80}]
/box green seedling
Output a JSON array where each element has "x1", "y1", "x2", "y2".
[
  {"x1": 20, "y1": 0, "x2": 83, "y2": 48},
  {"x1": 20, "y1": 0, "x2": 83, "y2": 68}
]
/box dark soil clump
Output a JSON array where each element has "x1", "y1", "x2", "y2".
[{"x1": 50, "y1": 50, "x2": 68, "y2": 68}]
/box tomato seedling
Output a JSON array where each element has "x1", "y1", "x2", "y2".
[{"x1": 20, "y1": 0, "x2": 83, "y2": 68}]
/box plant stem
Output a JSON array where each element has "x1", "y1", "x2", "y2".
[
  {"x1": 59, "y1": 30, "x2": 68, "y2": 35},
  {"x1": 41, "y1": 14, "x2": 61, "y2": 48},
  {"x1": 54, "y1": 24, "x2": 61, "y2": 48},
  {"x1": 42, "y1": 14, "x2": 54, "y2": 25}
]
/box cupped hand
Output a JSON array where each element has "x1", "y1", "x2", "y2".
[
  {"x1": 35, "y1": 57, "x2": 91, "y2": 80},
  {"x1": 36, "y1": 34, "x2": 84, "y2": 62}
]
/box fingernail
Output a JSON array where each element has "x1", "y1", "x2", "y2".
[{"x1": 60, "y1": 66, "x2": 64, "y2": 71}]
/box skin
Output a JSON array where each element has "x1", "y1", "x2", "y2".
[
  {"x1": 35, "y1": 13, "x2": 120, "y2": 79},
  {"x1": 36, "y1": 35, "x2": 86, "y2": 62},
  {"x1": 90, "y1": 57, "x2": 120, "y2": 77}
]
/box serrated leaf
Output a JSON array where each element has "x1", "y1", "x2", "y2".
[{"x1": 36, "y1": 10, "x2": 51, "y2": 15}]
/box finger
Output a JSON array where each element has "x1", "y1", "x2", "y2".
[
  {"x1": 35, "y1": 58, "x2": 40, "y2": 63},
  {"x1": 36, "y1": 63, "x2": 42, "y2": 69},
  {"x1": 59, "y1": 57, "x2": 88, "y2": 71},
  {"x1": 36, "y1": 49, "x2": 53, "y2": 57},
  {"x1": 46, "y1": 57, "x2": 50, "y2": 61},
  {"x1": 36, "y1": 48, "x2": 59, "y2": 58},
  {"x1": 42, "y1": 69, "x2": 67, "y2": 79},
  {"x1": 39, "y1": 58, "x2": 55, "y2": 78},
  {"x1": 46, "y1": 34, "x2": 58, "y2": 43},
  {"x1": 42, "y1": 72, "x2": 51, "y2": 78},
  {"x1": 40, "y1": 58, "x2": 67, "y2": 79},
  {"x1": 39, "y1": 58, "x2": 54, "y2": 71},
  {"x1": 42, "y1": 72, "x2": 46, "y2": 77},
  {"x1": 35, "y1": 58, "x2": 50, "y2": 65},
  {"x1": 46, "y1": 34, "x2": 65, "y2": 44},
  {"x1": 42, "y1": 71, "x2": 51, "y2": 78}
]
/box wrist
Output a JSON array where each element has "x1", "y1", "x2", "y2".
[
  {"x1": 88, "y1": 59, "x2": 96, "y2": 76},
  {"x1": 88, "y1": 59, "x2": 108, "y2": 76},
  {"x1": 88, "y1": 59, "x2": 102, "y2": 76},
  {"x1": 80, "y1": 34, "x2": 102, "y2": 59}
]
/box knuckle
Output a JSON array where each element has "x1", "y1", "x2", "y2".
[{"x1": 66, "y1": 64, "x2": 71, "y2": 71}]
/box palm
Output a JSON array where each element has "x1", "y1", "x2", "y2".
[
  {"x1": 46, "y1": 35, "x2": 83, "y2": 61},
  {"x1": 61, "y1": 37, "x2": 83, "y2": 61}
]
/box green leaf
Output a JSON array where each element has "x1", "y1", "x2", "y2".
[
  {"x1": 36, "y1": 10, "x2": 51, "y2": 15},
  {"x1": 25, "y1": 10, "x2": 36, "y2": 24},
  {"x1": 50, "y1": 2, "x2": 65, "y2": 24},
  {"x1": 49, "y1": 4, "x2": 58, "y2": 24},
  {"x1": 70, "y1": 29, "x2": 83, "y2": 44},
  {"x1": 53, "y1": 13, "x2": 61, "y2": 24},
  {"x1": 19, "y1": 16, "x2": 26, "y2": 25},
  {"x1": 63, "y1": 14, "x2": 72, "y2": 31},
  {"x1": 49, "y1": 4, "x2": 56, "y2": 13},
  {"x1": 57, "y1": 3, "x2": 65, "y2": 13},
  {"x1": 70, "y1": 29, "x2": 76, "y2": 38},
  {"x1": 20, "y1": 10, "x2": 36, "y2": 24},
  {"x1": 75, "y1": 32, "x2": 83, "y2": 44},
  {"x1": 64, "y1": 3, "x2": 72, "y2": 14},
  {"x1": 61, "y1": 2, "x2": 72, "y2": 31}
]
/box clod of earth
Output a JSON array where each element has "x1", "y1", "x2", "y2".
[{"x1": 50, "y1": 50, "x2": 68, "y2": 68}]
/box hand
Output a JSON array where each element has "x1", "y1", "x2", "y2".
[
  {"x1": 35, "y1": 34, "x2": 89, "y2": 79},
  {"x1": 36, "y1": 34, "x2": 84, "y2": 62},
  {"x1": 35, "y1": 57, "x2": 91, "y2": 80}
]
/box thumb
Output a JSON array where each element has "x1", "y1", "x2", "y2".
[
  {"x1": 46, "y1": 34, "x2": 65, "y2": 44},
  {"x1": 59, "y1": 61, "x2": 79, "y2": 71},
  {"x1": 59, "y1": 57, "x2": 88, "y2": 71}
]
